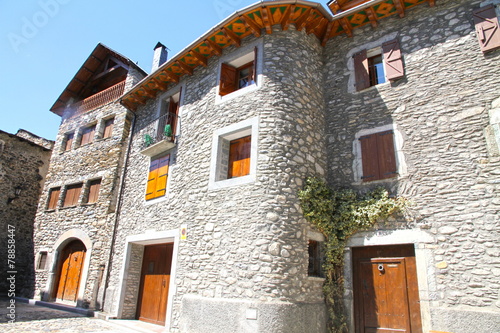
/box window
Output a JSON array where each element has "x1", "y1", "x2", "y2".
[
  {"x1": 80, "y1": 125, "x2": 96, "y2": 145},
  {"x1": 37, "y1": 252, "x2": 48, "y2": 270},
  {"x1": 354, "y1": 38, "x2": 404, "y2": 91},
  {"x1": 64, "y1": 133, "x2": 74, "y2": 151},
  {"x1": 47, "y1": 187, "x2": 61, "y2": 210},
  {"x1": 209, "y1": 117, "x2": 259, "y2": 189},
  {"x1": 473, "y1": 5, "x2": 500, "y2": 53},
  {"x1": 228, "y1": 136, "x2": 251, "y2": 178},
  {"x1": 63, "y1": 183, "x2": 83, "y2": 207},
  {"x1": 219, "y1": 47, "x2": 257, "y2": 96},
  {"x1": 308, "y1": 240, "x2": 324, "y2": 278},
  {"x1": 85, "y1": 179, "x2": 101, "y2": 204},
  {"x1": 102, "y1": 118, "x2": 114, "y2": 138},
  {"x1": 145, "y1": 154, "x2": 170, "y2": 201},
  {"x1": 359, "y1": 130, "x2": 397, "y2": 182}
]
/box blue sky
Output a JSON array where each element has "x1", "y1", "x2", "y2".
[{"x1": 0, "y1": 0, "x2": 286, "y2": 140}]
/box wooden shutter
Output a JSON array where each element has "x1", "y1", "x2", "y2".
[
  {"x1": 360, "y1": 134, "x2": 379, "y2": 181},
  {"x1": 63, "y1": 184, "x2": 82, "y2": 207},
  {"x1": 155, "y1": 155, "x2": 170, "y2": 198},
  {"x1": 65, "y1": 133, "x2": 74, "y2": 151},
  {"x1": 377, "y1": 131, "x2": 397, "y2": 179},
  {"x1": 228, "y1": 136, "x2": 251, "y2": 178},
  {"x1": 81, "y1": 126, "x2": 95, "y2": 145},
  {"x1": 47, "y1": 187, "x2": 60, "y2": 210},
  {"x1": 354, "y1": 49, "x2": 369, "y2": 91},
  {"x1": 103, "y1": 118, "x2": 114, "y2": 138},
  {"x1": 87, "y1": 179, "x2": 101, "y2": 204},
  {"x1": 146, "y1": 158, "x2": 159, "y2": 201},
  {"x1": 473, "y1": 5, "x2": 500, "y2": 53},
  {"x1": 219, "y1": 63, "x2": 237, "y2": 96},
  {"x1": 382, "y1": 39, "x2": 405, "y2": 80}
]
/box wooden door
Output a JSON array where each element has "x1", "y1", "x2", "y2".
[
  {"x1": 137, "y1": 243, "x2": 173, "y2": 325},
  {"x1": 55, "y1": 240, "x2": 86, "y2": 302},
  {"x1": 353, "y1": 245, "x2": 422, "y2": 333}
]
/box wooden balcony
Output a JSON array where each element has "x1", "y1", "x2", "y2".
[
  {"x1": 140, "y1": 112, "x2": 178, "y2": 156},
  {"x1": 69, "y1": 81, "x2": 126, "y2": 116}
]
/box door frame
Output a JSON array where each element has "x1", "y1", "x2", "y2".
[
  {"x1": 45, "y1": 229, "x2": 93, "y2": 307},
  {"x1": 53, "y1": 239, "x2": 87, "y2": 304},
  {"x1": 116, "y1": 229, "x2": 180, "y2": 329},
  {"x1": 345, "y1": 229, "x2": 434, "y2": 333}
]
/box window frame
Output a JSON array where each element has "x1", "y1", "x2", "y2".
[
  {"x1": 37, "y1": 251, "x2": 48, "y2": 270},
  {"x1": 85, "y1": 178, "x2": 101, "y2": 204},
  {"x1": 63, "y1": 132, "x2": 74, "y2": 151},
  {"x1": 79, "y1": 124, "x2": 96, "y2": 146},
  {"x1": 208, "y1": 117, "x2": 259, "y2": 190},
  {"x1": 215, "y1": 40, "x2": 263, "y2": 104},
  {"x1": 102, "y1": 117, "x2": 114, "y2": 139},
  {"x1": 145, "y1": 153, "x2": 171, "y2": 201},
  {"x1": 62, "y1": 183, "x2": 83, "y2": 207},
  {"x1": 353, "y1": 124, "x2": 407, "y2": 184},
  {"x1": 47, "y1": 187, "x2": 61, "y2": 210}
]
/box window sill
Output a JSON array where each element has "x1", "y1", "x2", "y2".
[
  {"x1": 81, "y1": 202, "x2": 97, "y2": 206},
  {"x1": 144, "y1": 195, "x2": 168, "y2": 206},
  {"x1": 215, "y1": 83, "x2": 258, "y2": 105},
  {"x1": 44, "y1": 209, "x2": 57, "y2": 212},
  {"x1": 355, "y1": 81, "x2": 390, "y2": 93},
  {"x1": 59, "y1": 205, "x2": 78, "y2": 210},
  {"x1": 307, "y1": 276, "x2": 325, "y2": 282},
  {"x1": 208, "y1": 174, "x2": 255, "y2": 190}
]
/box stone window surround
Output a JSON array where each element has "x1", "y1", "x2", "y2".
[
  {"x1": 60, "y1": 115, "x2": 118, "y2": 153},
  {"x1": 352, "y1": 123, "x2": 407, "y2": 185},
  {"x1": 115, "y1": 229, "x2": 180, "y2": 329},
  {"x1": 35, "y1": 249, "x2": 50, "y2": 271},
  {"x1": 44, "y1": 171, "x2": 109, "y2": 210},
  {"x1": 208, "y1": 116, "x2": 259, "y2": 190},
  {"x1": 156, "y1": 83, "x2": 185, "y2": 138},
  {"x1": 344, "y1": 229, "x2": 434, "y2": 333},
  {"x1": 347, "y1": 32, "x2": 398, "y2": 94},
  {"x1": 215, "y1": 39, "x2": 264, "y2": 105},
  {"x1": 307, "y1": 230, "x2": 325, "y2": 281},
  {"x1": 143, "y1": 151, "x2": 175, "y2": 206}
]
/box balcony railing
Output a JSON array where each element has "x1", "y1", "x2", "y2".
[
  {"x1": 69, "y1": 81, "x2": 126, "y2": 115},
  {"x1": 140, "y1": 112, "x2": 178, "y2": 155}
]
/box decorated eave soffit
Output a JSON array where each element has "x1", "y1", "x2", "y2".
[{"x1": 122, "y1": 0, "x2": 435, "y2": 110}]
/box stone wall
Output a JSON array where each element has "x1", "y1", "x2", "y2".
[
  {"x1": 33, "y1": 99, "x2": 132, "y2": 308},
  {"x1": 0, "y1": 130, "x2": 52, "y2": 298},
  {"x1": 323, "y1": 0, "x2": 500, "y2": 331},
  {"x1": 105, "y1": 27, "x2": 328, "y2": 333}
]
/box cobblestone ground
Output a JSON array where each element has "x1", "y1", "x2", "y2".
[{"x1": 0, "y1": 298, "x2": 150, "y2": 332}]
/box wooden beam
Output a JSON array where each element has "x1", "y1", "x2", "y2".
[
  {"x1": 190, "y1": 49, "x2": 208, "y2": 67},
  {"x1": 221, "y1": 27, "x2": 241, "y2": 47},
  {"x1": 339, "y1": 17, "x2": 353, "y2": 37},
  {"x1": 73, "y1": 78, "x2": 85, "y2": 85},
  {"x1": 394, "y1": 0, "x2": 405, "y2": 18},
  {"x1": 129, "y1": 93, "x2": 145, "y2": 105},
  {"x1": 295, "y1": 8, "x2": 313, "y2": 31},
  {"x1": 205, "y1": 38, "x2": 222, "y2": 56},
  {"x1": 90, "y1": 55, "x2": 103, "y2": 63},
  {"x1": 321, "y1": 21, "x2": 335, "y2": 46},
  {"x1": 260, "y1": 6, "x2": 272, "y2": 34},
  {"x1": 162, "y1": 70, "x2": 180, "y2": 83},
  {"x1": 239, "y1": 15, "x2": 261, "y2": 37},
  {"x1": 307, "y1": 16, "x2": 325, "y2": 35},
  {"x1": 152, "y1": 77, "x2": 168, "y2": 90},
  {"x1": 81, "y1": 66, "x2": 94, "y2": 74},
  {"x1": 175, "y1": 60, "x2": 193, "y2": 75},
  {"x1": 366, "y1": 7, "x2": 378, "y2": 28},
  {"x1": 281, "y1": 5, "x2": 295, "y2": 31}
]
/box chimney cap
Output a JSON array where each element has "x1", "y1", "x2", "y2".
[{"x1": 154, "y1": 42, "x2": 167, "y2": 50}]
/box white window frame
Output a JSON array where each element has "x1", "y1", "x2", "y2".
[
  {"x1": 352, "y1": 123, "x2": 407, "y2": 185},
  {"x1": 208, "y1": 117, "x2": 259, "y2": 190},
  {"x1": 215, "y1": 40, "x2": 264, "y2": 104}
]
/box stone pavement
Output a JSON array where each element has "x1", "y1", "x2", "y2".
[{"x1": 0, "y1": 298, "x2": 167, "y2": 333}]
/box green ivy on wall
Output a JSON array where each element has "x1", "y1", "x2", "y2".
[{"x1": 298, "y1": 177, "x2": 407, "y2": 333}]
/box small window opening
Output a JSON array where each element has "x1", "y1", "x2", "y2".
[{"x1": 368, "y1": 54, "x2": 386, "y2": 86}]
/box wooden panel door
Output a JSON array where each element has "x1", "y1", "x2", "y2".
[
  {"x1": 353, "y1": 245, "x2": 422, "y2": 333},
  {"x1": 137, "y1": 243, "x2": 173, "y2": 326},
  {"x1": 55, "y1": 240, "x2": 86, "y2": 302}
]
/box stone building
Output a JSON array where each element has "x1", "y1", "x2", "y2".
[
  {"x1": 33, "y1": 0, "x2": 499, "y2": 332},
  {"x1": 32, "y1": 43, "x2": 147, "y2": 309},
  {"x1": 0, "y1": 129, "x2": 53, "y2": 298}
]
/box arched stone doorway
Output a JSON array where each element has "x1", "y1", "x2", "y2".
[{"x1": 53, "y1": 239, "x2": 86, "y2": 303}]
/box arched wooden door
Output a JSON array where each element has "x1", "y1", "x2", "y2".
[{"x1": 54, "y1": 240, "x2": 86, "y2": 303}]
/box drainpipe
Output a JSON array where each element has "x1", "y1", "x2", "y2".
[{"x1": 99, "y1": 109, "x2": 136, "y2": 312}]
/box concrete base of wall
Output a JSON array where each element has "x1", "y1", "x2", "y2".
[
  {"x1": 430, "y1": 307, "x2": 500, "y2": 333},
  {"x1": 179, "y1": 294, "x2": 327, "y2": 333}
]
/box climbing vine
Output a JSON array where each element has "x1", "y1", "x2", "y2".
[{"x1": 298, "y1": 177, "x2": 407, "y2": 333}]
